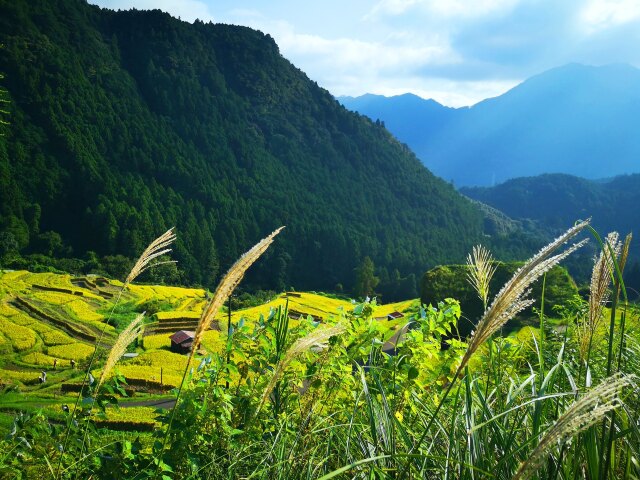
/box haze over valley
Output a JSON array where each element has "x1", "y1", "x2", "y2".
[{"x1": 340, "y1": 63, "x2": 640, "y2": 187}]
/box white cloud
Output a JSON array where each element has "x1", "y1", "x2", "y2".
[
  {"x1": 279, "y1": 31, "x2": 451, "y2": 73},
  {"x1": 368, "y1": 0, "x2": 520, "y2": 19},
  {"x1": 335, "y1": 76, "x2": 518, "y2": 107},
  {"x1": 580, "y1": 0, "x2": 640, "y2": 32},
  {"x1": 224, "y1": 14, "x2": 467, "y2": 101},
  {"x1": 93, "y1": 0, "x2": 640, "y2": 107}
]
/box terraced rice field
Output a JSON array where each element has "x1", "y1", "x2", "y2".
[{"x1": 0, "y1": 270, "x2": 418, "y2": 424}]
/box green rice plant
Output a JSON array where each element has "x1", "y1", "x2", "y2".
[
  {"x1": 21, "y1": 351, "x2": 60, "y2": 366},
  {"x1": 113, "y1": 365, "x2": 184, "y2": 388},
  {"x1": 0, "y1": 303, "x2": 18, "y2": 317},
  {"x1": 0, "y1": 334, "x2": 10, "y2": 354},
  {"x1": 200, "y1": 329, "x2": 226, "y2": 355},
  {"x1": 0, "y1": 368, "x2": 42, "y2": 385},
  {"x1": 31, "y1": 291, "x2": 75, "y2": 305},
  {"x1": 155, "y1": 310, "x2": 200, "y2": 321},
  {"x1": 40, "y1": 328, "x2": 74, "y2": 346},
  {"x1": 0, "y1": 318, "x2": 37, "y2": 351},
  {"x1": 66, "y1": 298, "x2": 105, "y2": 323},
  {"x1": 47, "y1": 343, "x2": 94, "y2": 361},
  {"x1": 141, "y1": 333, "x2": 171, "y2": 350},
  {"x1": 100, "y1": 406, "x2": 160, "y2": 426},
  {"x1": 5, "y1": 310, "x2": 75, "y2": 346}
]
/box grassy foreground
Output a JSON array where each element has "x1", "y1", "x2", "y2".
[{"x1": 0, "y1": 223, "x2": 639, "y2": 479}]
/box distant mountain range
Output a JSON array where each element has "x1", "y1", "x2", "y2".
[{"x1": 339, "y1": 63, "x2": 640, "y2": 187}]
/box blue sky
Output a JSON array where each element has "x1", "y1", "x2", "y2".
[{"x1": 91, "y1": 0, "x2": 640, "y2": 106}]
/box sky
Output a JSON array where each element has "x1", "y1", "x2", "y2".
[{"x1": 91, "y1": 0, "x2": 640, "y2": 107}]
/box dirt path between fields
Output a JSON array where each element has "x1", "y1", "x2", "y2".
[{"x1": 121, "y1": 398, "x2": 176, "y2": 409}]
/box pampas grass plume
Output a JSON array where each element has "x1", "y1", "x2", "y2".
[
  {"x1": 466, "y1": 244, "x2": 498, "y2": 310},
  {"x1": 577, "y1": 232, "x2": 622, "y2": 361},
  {"x1": 588, "y1": 232, "x2": 621, "y2": 329},
  {"x1": 513, "y1": 373, "x2": 636, "y2": 480},
  {"x1": 97, "y1": 313, "x2": 145, "y2": 389},
  {"x1": 458, "y1": 220, "x2": 590, "y2": 372},
  {"x1": 125, "y1": 227, "x2": 177, "y2": 286},
  {"x1": 258, "y1": 322, "x2": 346, "y2": 412},
  {"x1": 191, "y1": 227, "x2": 285, "y2": 358}
]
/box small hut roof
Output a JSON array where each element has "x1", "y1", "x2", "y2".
[{"x1": 170, "y1": 330, "x2": 195, "y2": 344}]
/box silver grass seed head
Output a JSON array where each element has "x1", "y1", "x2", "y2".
[
  {"x1": 97, "y1": 313, "x2": 145, "y2": 389},
  {"x1": 458, "y1": 221, "x2": 590, "y2": 372},
  {"x1": 466, "y1": 245, "x2": 498, "y2": 309},
  {"x1": 588, "y1": 232, "x2": 621, "y2": 327},
  {"x1": 258, "y1": 322, "x2": 346, "y2": 411},
  {"x1": 191, "y1": 227, "x2": 285, "y2": 356},
  {"x1": 514, "y1": 373, "x2": 636, "y2": 480},
  {"x1": 125, "y1": 228, "x2": 177, "y2": 286},
  {"x1": 577, "y1": 232, "x2": 623, "y2": 361},
  {"x1": 619, "y1": 233, "x2": 632, "y2": 275}
]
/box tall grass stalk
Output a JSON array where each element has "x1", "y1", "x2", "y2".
[
  {"x1": 256, "y1": 321, "x2": 346, "y2": 418},
  {"x1": 401, "y1": 220, "x2": 590, "y2": 475},
  {"x1": 513, "y1": 373, "x2": 635, "y2": 480},
  {"x1": 54, "y1": 228, "x2": 176, "y2": 480},
  {"x1": 539, "y1": 272, "x2": 547, "y2": 377},
  {"x1": 601, "y1": 233, "x2": 632, "y2": 479},
  {"x1": 153, "y1": 226, "x2": 284, "y2": 475},
  {"x1": 75, "y1": 313, "x2": 146, "y2": 468}
]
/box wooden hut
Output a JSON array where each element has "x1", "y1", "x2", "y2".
[{"x1": 169, "y1": 330, "x2": 195, "y2": 354}]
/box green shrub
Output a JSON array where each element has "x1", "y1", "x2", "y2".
[{"x1": 420, "y1": 262, "x2": 578, "y2": 337}]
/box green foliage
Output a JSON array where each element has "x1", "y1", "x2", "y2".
[
  {"x1": 228, "y1": 289, "x2": 277, "y2": 310},
  {"x1": 420, "y1": 262, "x2": 579, "y2": 337},
  {"x1": 353, "y1": 256, "x2": 379, "y2": 299},
  {"x1": 135, "y1": 298, "x2": 175, "y2": 316},
  {"x1": 0, "y1": 267, "x2": 639, "y2": 479},
  {"x1": 376, "y1": 268, "x2": 419, "y2": 302}
]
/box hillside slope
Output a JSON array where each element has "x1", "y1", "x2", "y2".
[
  {"x1": 341, "y1": 64, "x2": 640, "y2": 186},
  {"x1": 461, "y1": 173, "x2": 640, "y2": 290},
  {"x1": 461, "y1": 173, "x2": 640, "y2": 235},
  {"x1": 0, "y1": 0, "x2": 487, "y2": 291},
  {"x1": 0, "y1": 270, "x2": 416, "y2": 393}
]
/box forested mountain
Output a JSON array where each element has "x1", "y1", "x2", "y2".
[
  {"x1": 461, "y1": 173, "x2": 640, "y2": 293},
  {"x1": 0, "y1": 0, "x2": 494, "y2": 293},
  {"x1": 340, "y1": 64, "x2": 640, "y2": 187},
  {"x1": 461, "y1": 174, "x2": 640, "y2": 235}
]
